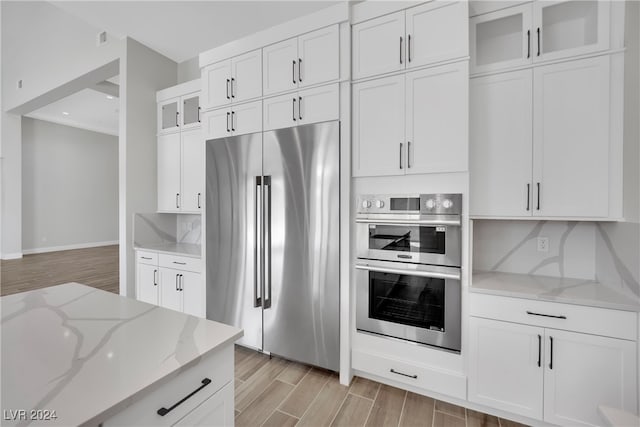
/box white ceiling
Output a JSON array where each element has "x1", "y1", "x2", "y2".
[
  {"x1": 51, "y1": 1, "x2": 339, "y2": 64},
  {"x1": 26, "y1": 88, "x2": 120, "y2": 136}
]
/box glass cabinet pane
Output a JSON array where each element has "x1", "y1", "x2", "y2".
[
  {"x1": 476, "y1": 13, "x2": 524, "y2": 67},
  {"x1": 183, "y1": 96, "x2": 200, "y2": 126},
  {"x1": 161, "y1": 101, "x2": 179, "y2": 130},
  {"x1": 541, "y1": 1, "x2": 599, "y2": 56}
]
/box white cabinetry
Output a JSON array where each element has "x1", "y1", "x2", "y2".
[
  {"x1": 201, "y1": 49, "x2": 262, "y2": 110},
  {"x1": 174, "y1": 382, "x2": 233, "y2": 427},
  {"x1": 135, "y1": 250, "x2": 204, "y2": 318},
  {"x1": 158, "y1": 92, "x2": 201, "y2": 135},
  {"x1": 202, "y1": 100, "x2": 262, "y2": 140},
  {"x1": 263, "y1": 83, "x2": 339, "y2": 131},
  {"x1": 469, "y1": 293, "x2": 638, "y2": 426},
  {"x1": 353, "y1": 61, "x2": 467, "y2": 177},
  {"x1": 470, "y1": 55, "x2": 612, "y2": 218},
  {"x1": 352, "y1": 2, "x2": 467, "y2": 80},
  {"x1": 263, "y1": 25, "x2": 339, "y2": 96},
  {"x1": 470, "y1": 1, "x2": 611, "y2": 75}
]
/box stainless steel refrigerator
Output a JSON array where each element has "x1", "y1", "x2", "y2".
[{"x1": 206, "y1": 121, "x2": 340, "y2": 371}]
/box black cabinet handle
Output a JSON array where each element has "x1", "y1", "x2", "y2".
[
  {"x1": 549, "y1": 336, "x2": 554, "y2": 369},
  {"x1": 231, "y1": 111, "x2": 235, "y2": 131},
  {"x1": 408, "y1": 34, "x2": 412, "y2": 62},
  {"x1": 390, "y1": 368, "x2": 417, "y2": 379},
  {"x1": 292, "y1": 60, "x2": 296, "y2": 84},
  {"x1": 180, "y1": 274, "x2": 184, "y2": 291},
  {"x1": 537, "y1": 28, "x2": 541, "y2": 56},
  {"x1": 157, "y1": 378, "x2": 211, "y2": 416},
  {"x1": 176, "y1": 193, "x2": 180, "y2": 209},
  {"x1": 298, "y1": 58, "x2": 302, "y2": 82},
  {"x1": 153, "y1": 269, "x2": 157, "y2": 286},
  {"x1": 298, "y1": 96, "x2": 302, "y2": 120},
  {"x1": 231, "y1": 78, "x2": 235, "y2": 98},
  {"x1": 526, "y1": 183, "x2": 530, "y2": 211},
  {"x1": 537, "y1": 334, "x2": 541, "y2": 367},
  {"x1": 175, "y1": 274, "x2": 179, "y2": 291},
  {"x1": 173, "y1": 261, "x2": 187, "y2": 265},
  {"x1": 527, "y1": 30, "x2": 531, "y2": 58},
  {"x1": 175, "y1": 111, "x2": 179, "y2": 127},
  {"x1": 226, "y1": 112, "x2": 230, "y2": 132},
  {"x1": 526, "y1": 310, "x2": 566, "y2": 319},
  {"x1": 226, "y1": 79, "x2": 230, "y2": 99},
  {"x1": 400, "y1": 37, "x2": 403, "y2": 64},
  {"x1": 293, "y1": 98, "x2": 297, "y2": 122},
  {"x1": 141, "y1": 256, "x2": 152, "y2": 260},
  {"x1": 399, "y1": 143, "x2": 403, "y2": 169},
  {"x1": 536, "y1": 182, "x2": 541, "y2": 210},
  {"x1": 407, "y1": 141, "x2": 411, "y2": 168},
  {"x1": 197, "y1": 193, "x2": 201, "y2": 209},
  {"x1": 197, "y1": 106, "x2": 201, "y2": 123}
]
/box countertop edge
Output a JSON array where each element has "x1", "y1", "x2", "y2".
[{"x1": 134, "y1": 245, "x2": 202, "y2": 259}]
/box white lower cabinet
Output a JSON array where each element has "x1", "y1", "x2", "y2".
[
  {"x1": 469, "y1": 314, "x2": 637, "y2": 426},
  {"x1": 135, "y1": 250, "x2": 204, "y2": 318},
  {"x1": 174, "y1": 381, "x2": 234, "y2": 427}
]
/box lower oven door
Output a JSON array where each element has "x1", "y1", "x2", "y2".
[{"x1": 356, "y1": 259, "x2": 461, "y2": 352}]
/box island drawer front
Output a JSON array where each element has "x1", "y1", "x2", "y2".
[
  {"x1": 137, "y1": 251, "x2": 159, "y2": 265},
  {"x1": 159, "y1": 254, "x2": 201, "y2": 273},
  {"x1": 103, "y1": 346, "x2": 232, "y2": 427},
  {"x1": 469, "y1": 293, "x2": 638, "y2": 341},
  {"x1": 352, "y1": 349, "x2": 467, "y2": 400}
]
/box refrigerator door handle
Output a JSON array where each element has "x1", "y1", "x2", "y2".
[
  {"x1": 254, "y1": 176, "x2": 263, "y2": 307},
  {"x1": 263, "y1": 175, "x2": 272, "y2": 309}
]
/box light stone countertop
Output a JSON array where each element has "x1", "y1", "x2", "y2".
[
  {"x1": 1, "y1": 283, "x2": 242, "y2": 426},
  {"x1": 134, "y1": 242, "x2": 202, "y2": 258},
  {"x1": 472, "y1": 271, "x2": 640, "y2": 312}
]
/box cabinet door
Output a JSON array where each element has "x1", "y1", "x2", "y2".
[
  {"x1": 231, "y1": 49, "x2": 262, "y2": 103},
  {"x1": 159, "y1": 269, "x2": 182, "y2": 312},
  {"x1": 406, "y1": 61, "x2": 468, "y2": 175},
  {"x1": 182, "y1": 271, "x2": 205, "y2": 318},
  {"x1": 158, "y1": 133, "x2": 182, "y2": 212},
  {"x1": 158, "y1": 98, "x2": 181, "y2": 134},
  {"x1": 202, "y1": 108, "x2": 232, "y2": 141},
  {"x1": 174, "y1": 382, "x2": 234, "y2": 427},
  {"x1": 231, "y1": 100, "x2": 262, "y2": 136},
  {"x1": 298, "y1": 25, "x2": 339, "y2": 88},
  {"x1": 352, "y1": 74, "x2": 405, "y2": 177},
  {"x1": 202, "y1": 60, "x2": 231, "y2": 110},
  {"x1": 352, "y1": 11, "x2": 405, "y2": 80},
  {"x1": 468, "y1": 317, "x2": 544, "y2": 420},
  {"x1": 182, "y1": 94, "x2": 201, "y2": 130},
  {"x1": 263, "y1": 37, "x2": 298, "y2": 96},
  {"x1": 263, "y1": 93, "x2": 297, "y2": 131},
  {"x1": 534, "y1": 0, "x2": 609, "y2": 63},
  {"x1": 533, "y1": 56, "x2": 610, "y2": 218},
  {"x1": 136, "y1": 263, "x2": 159, "y2": 305},
  {"x1": 406, "y1": 1, "x2": 468, "y2": 69},
  {"x1": 181, "y1": 129, "x2": 204, "y2": 213},
  {"x1": 298, "y1": 84, "x2": 339, "y2": 126},
  {"x1": 543, "y1": 329, "x2": 637, "y2": 426},
  {"x1": 470, "y1": 4, "x2": 533, "y2": 74},
  {"x1": 470, "y1": 70, "x2": 533, "y2": 217}
]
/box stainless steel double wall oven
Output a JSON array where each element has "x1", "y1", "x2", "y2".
[{"x1": 356, "y1": 194, "x2": 462, "y2": 352}]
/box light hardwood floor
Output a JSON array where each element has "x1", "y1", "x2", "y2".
[{"x1": 0, "y1": 245, "x2": 119, "y2": 296}]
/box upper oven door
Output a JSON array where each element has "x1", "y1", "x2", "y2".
[{"x1": 356, "y1": 217, "x2": 461, "y2": 266}]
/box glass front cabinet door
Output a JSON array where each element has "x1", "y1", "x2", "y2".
[{"x1": 182, "y1": 94, "x2": 201, "y2": 129}]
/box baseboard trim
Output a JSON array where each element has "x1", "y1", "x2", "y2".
[
  {"x1": 2, "y1": 252, "x2": 24, "y2": 260},
  {"x1": 22, "y1": 240, "x2": 119, "y2": 255}
]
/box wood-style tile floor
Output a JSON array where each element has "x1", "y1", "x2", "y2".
[
  {"x1": 234, "y1": 345, "x2": 528, "y2": 427},
  {"x1": 0, "y1": 245, "x2": 119, "y2": 296}
]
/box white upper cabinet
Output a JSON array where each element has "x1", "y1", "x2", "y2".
[
  {"x1": 203, "y1": 100, "x2": 263, "y2": 140},
  {"x1": 406, "y1": 61, "x2": 468, "y2": 175},
  {"x1": 264, "y1": 84, "x2": 339, "y2": 132},
  {"x1": 470, "y1": 70, "x2": 533, "y2": 217},
  {"x1": 158, "y1": 97, "x2": 181, "y2": 134},
  {"x1": 405, "y1": 1, "x2": 468, "y2": 69},
  {"x1": 352, "y1": 3, "x2": 468, "y2": 80},
  {"x1": 352, "y1": 11, "x2": 406, "y2": 80},
  {"x1": 471, "y1": 1, "x2": 611, "y2": 75},
  {"x1": 202, "y1": 49, "x2": 262, "y2": 110},
  {"x1": 157, "y1": 133, "x2": 182, "y2": 212},
  {"x1": 181, "y1": 94, "x2": 201, "y2": 130},
  {"x1": 181, "y1": 129, "x2": 204, "y2": 213},
  {"x1": 263, "y1": 25, "x2": 339, "y2": 97},
  {"x1": 352, "y1": 74, "x2": 405, "y2": 177},
  {"x1": 532, "y1": 55, "x2": 610, "y2": 218}
]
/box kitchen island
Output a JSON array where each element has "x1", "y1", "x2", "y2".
[{"x1": 1, "y1": 283, "x2": 242, "y2": 426}]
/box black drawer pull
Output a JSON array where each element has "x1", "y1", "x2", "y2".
[
  {"x1": 157, "y1": 378, "x2": 211, "y2": 416},
  {"x1": 173, "y1": 261, "x2": 187, "y2": 265},
  {"x1": 390, "y1": 368, "x2": 417, "y2": 379},
  {"x1": 141, "y1": 256, "x2": 152, "y2": 260},
  {"x1": 526, "y1": 311, "x2": 566, "y2": 319}
]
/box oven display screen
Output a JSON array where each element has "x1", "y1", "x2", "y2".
[
  {"x1": 368, "y1": 224, "x2": 445, "y2": 254},
  {"x1": 390, "y1": 197, "x2": 420, "y2": 211}
]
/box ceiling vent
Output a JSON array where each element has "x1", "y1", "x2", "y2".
[{"x1": 96, "y1": 31, "x2": 108, "y2": 46}]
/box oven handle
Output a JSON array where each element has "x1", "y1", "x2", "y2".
[
  {"x1": 355, "y1": 264, "x2": 460, "y2": 281},
  {"x1": 355, "y1": 218, "x2": 461, "y2": 226}
]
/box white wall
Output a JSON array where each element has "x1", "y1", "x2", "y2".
[
  {"x1": 1, "y1": 112, "x2": 22, "y2": 259},
  {"x1": 177, "y1": 57, "x2": 200, "y2": 84},
  {"x1": 21, "y1": 118, "x2": 118, "y2": 253},
  {"x1": 119, "y1": 37, "x2": 176, "y2": 296}
]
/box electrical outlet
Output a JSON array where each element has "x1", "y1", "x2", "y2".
[{"x1": 537, "y1": 237, "x2": 549, "y2": 252}]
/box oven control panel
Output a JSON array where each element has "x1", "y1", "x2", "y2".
[{"x1": 357, "y1": 193, "x2": 462, "y2": 215}]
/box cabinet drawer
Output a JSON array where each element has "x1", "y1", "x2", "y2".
[
  {"x1": 352, "y1": 349, "x2": 466, "y2": 400},
  {"x1": 137, "y1": 251, "x2": 158, "y2": 265},
  {"x1": 159, "y1": 254, "x2": 201, "y2": 273},
  {"x1": 469, "y1": 293, "x2": 637, "y2": 341},
  {"x1": 103, "y1": 346, "x2": 233, "y2": 426}
]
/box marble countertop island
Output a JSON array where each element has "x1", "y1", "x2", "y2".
[
  {"x1": 472, "y1": 271, "x2": 640, "y2": 312},
  {"x1": 1, "y1": 283, "x2": 242, "y2": 426}
]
